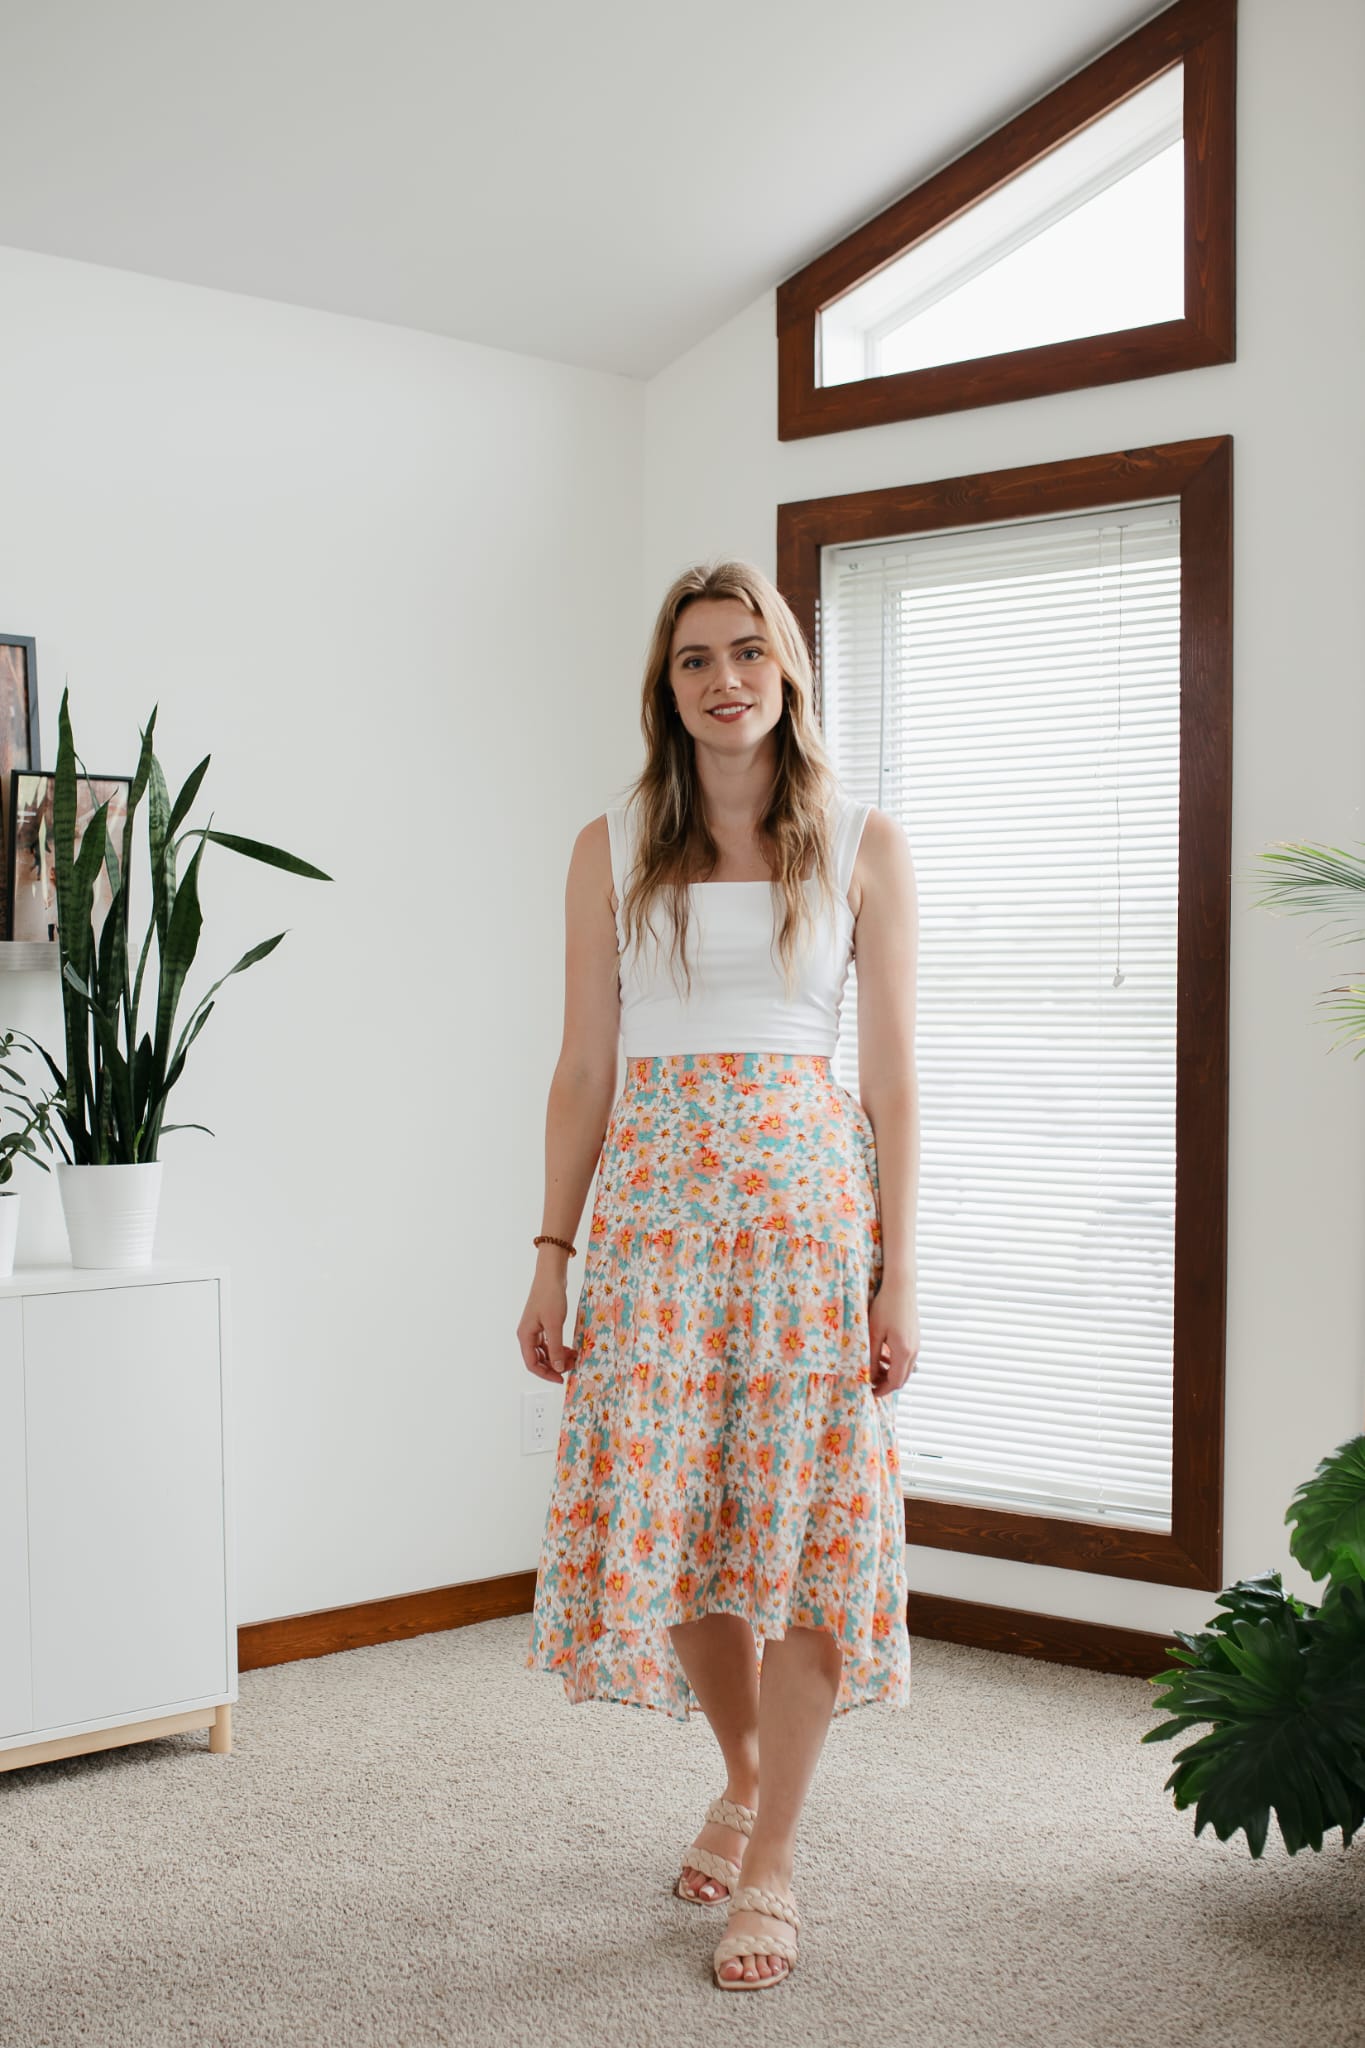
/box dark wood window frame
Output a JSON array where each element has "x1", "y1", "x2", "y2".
[
  {"x1": 776, "y1": 0, "x2": 1236, "y2": 439},
  {"x1": 778, "y1": 433, "x2": 1233, "y2": 1590}
]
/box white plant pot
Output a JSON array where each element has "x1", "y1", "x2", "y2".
[
  {"x1": 0, "y1": 1193, "x2": 18, "y2": 1279},
  {"x1": 57, "y1": 1162, "x2": 164, "y2": 1269}
]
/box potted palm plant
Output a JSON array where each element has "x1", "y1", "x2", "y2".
[
  {"x1": 0, "y1": 1027, "x2": 70, "y2": 1278},
  {"x1": 31, "y1": 687, "x2": 331, "y2": 1266}
]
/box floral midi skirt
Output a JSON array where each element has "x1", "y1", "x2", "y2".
[{"x1": 524, "y1": 1050, "x2": 911, "y2": 1719}]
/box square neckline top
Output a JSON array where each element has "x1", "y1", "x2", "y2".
[{"x1": 606, "y1": 791, "x2": 871, "y2": 1056}]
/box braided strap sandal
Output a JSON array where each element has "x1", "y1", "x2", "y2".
[
  {"x1": 673, "y1": 1795, "x2": 757, "y2": 1904},
  {"x1": 711, "y1": 1883, "x2": 801, "y2": 1991}
]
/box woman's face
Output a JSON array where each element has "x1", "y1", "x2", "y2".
[{"x1": 667, "y1": 598, "x2": 786, "y2": 752}]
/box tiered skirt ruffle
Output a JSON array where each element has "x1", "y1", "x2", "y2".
[{"x1": 525, "y1": 1050, "x2": 911, "y2": 1718}]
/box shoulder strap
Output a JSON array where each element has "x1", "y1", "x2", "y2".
[
  {"x1": 834, "y1": 797, "x2": 872, "y2": 899},
  {"x1": 605, "y1": 806, "x2": 627, "y2": 900}
]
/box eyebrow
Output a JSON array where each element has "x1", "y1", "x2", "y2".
[{"x1": 674, "y1": 633, "x2": 768, "y2": 656}]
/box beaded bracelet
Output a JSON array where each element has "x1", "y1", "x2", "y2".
[{"x1": 533, "y1": 1233, "x2": 578, "y2": 1257}]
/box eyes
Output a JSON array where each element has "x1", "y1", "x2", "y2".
[{"x1": 678, "y1": 647, "x2": 766, "y2": 671}]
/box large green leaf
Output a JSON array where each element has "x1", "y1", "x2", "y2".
[
  {"x1": 1148, "y1": 1606, "x2": 1365, "y2": 1855},
  {"x1": 1287, "y1": 1434, "x2": 1365, "y2": 1586},
  {"x1": 1144, "y1": 1573, "x2": 1365, "y2": 1856},
  {"x1": 192, "y1": 827, "x2": 332, "y2": 881},
  {"x1": 166, "y1": 753, "x2": 211, "y2": 838},
  {"x1": 117, "y1": 713, "x2": 159, "y2": 1057}
]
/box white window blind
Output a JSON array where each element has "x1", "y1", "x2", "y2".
[{"x1": 823, "y1": 502, "x2": 1181, "y2": 1529}]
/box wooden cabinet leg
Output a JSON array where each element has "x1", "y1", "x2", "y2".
[{"x1": 210, "y1": 1702, "x2": 233, "y2": 1754}]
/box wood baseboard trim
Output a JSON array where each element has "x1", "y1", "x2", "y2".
[
  {"x1": 908, "y1": 1590, "x2": 1179, "y2": 1678},
  {"x1": 238, "y1": 1569, "x2": 538, "y2": 1671},
  {"x1": 240, "y1": 1572, "x2": 1179, "y2": 1682}
]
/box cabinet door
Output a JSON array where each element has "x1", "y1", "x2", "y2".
[
  {"x1": 0, "y1": 1298, "x2": 34, "y2": 1737},
  {"x1": 25, "y1": 1279, "x2": 228, "y2": 1730}
]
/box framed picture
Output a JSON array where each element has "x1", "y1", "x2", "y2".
[
  {"x1": 0, "y1": 635, "x2": 41, "y2": 941},
  {"x1": 6, "y1": 770, "x2": 132, "y2": 946}
]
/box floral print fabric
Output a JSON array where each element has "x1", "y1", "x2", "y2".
[{"x1": 525, "y1": 1050, "x2": 911, "y2": 1718}]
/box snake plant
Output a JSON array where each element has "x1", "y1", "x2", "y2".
[
  {"x1": 1142, "y1": 1435, "x2": 1365, "y2": 1856},
  {"x1": 28, "y1": 686, "x2": 331, "y2": 1165}
]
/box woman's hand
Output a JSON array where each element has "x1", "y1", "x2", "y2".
[
  {"x1": 868, "y1": 1277, "x2": 920, "y2": 1399},
  {"x1": 517, "y1": 1276, "x2": 578, "y2": 1385}
]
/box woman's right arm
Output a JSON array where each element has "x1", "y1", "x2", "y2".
[{"x1": 516, "y1": 813, "x2": 622, "y2": 1384}]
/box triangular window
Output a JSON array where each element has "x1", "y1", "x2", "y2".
[{"x1": 779, "y1": 0, "x2": 1234, "y2": 435}]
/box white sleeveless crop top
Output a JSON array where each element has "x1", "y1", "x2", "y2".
[{"x1": 606, "y1": 790, "x2": 872, "y2": 1057}]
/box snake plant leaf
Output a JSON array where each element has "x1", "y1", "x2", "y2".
[
  {"x1": 193, "y1": 827, "x2": 332, "y2": 882},
  {"x1": 153, "y1": 1003, "x2": 217, "y2": 1142},
  {"x1": 157, "y1": 1122, "x2": 216, "y2": 1137},
  {"x1": 146, "y1": 749, "x2": 175, "y2": 965},
  {"x1": 132, "y1": 1032, "x2": 154, "y2": 1138},
  {"x1": 117, "y1": 716, "x2": 158, "y2": 1048},
  {"x1": 1286, "y1": 1434, "x2": 1365, "y2": 1585},
  {"x1": 152, "y1": 830, "x2": 206, "y2": 1094},
  {"x1": 165, "y1": 937, "x2": 284, "y2": 1080},
  {"x1": 86, "y1": 995, "x2": 137, "y2": 1160},
  {"x1": 166, "y1": 754, "x2": 211, "y2": 838},
  {"x1": 66, "y1": 793, "x2": 109, "y2": 985}
]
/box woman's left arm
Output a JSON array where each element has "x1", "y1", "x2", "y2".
[{"x1": 850, "y1": 807, "x2": 921, "y2": 1395}]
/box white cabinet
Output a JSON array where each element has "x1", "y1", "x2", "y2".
[{"x1": 0, "y1": 1264, "x2": 237, "y2": 1771}]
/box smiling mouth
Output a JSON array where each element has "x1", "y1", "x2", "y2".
[{"x1": 708, "y1": 704, "x2": 752, "y2": 718}]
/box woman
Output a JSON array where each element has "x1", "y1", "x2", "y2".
[{"x1": 519, "y1": 559, "x2": 920, "y2": 1992}]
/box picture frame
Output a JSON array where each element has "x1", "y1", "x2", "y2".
[
  {"x1": 0, "y1": 634, "x2": 42, "y2": 941},
  {"x1": 6, "y1": 769, "x2": 132, "y2": 947}
]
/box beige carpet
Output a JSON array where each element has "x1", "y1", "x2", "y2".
[{"x1": 2, "y1": 1615, "x2": 1361, "y2": 2047}]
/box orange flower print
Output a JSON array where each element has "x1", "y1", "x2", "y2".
[{"x1": 525, "y1": 1049, "x2": 910, "y2": 1721}]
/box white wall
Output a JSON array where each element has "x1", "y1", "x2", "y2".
[
  {"x1": 642, "y1": 0, "x2": 1365, "y2": 1635},
  {"x1": 0, "y1": 247, "x2": 645, "y2": 1623}
]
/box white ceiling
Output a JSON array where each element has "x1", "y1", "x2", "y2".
[{"x1": 0, "y1": 0, "x2": 1167, "y2": 380}]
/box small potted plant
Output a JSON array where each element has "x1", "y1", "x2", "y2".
[
  {"x1": 35, "y1": 687, "x2": 330, "y2": 1267},
  {"x1": 0, "y1": 1027, "x2": 72, "y2": 1278}
]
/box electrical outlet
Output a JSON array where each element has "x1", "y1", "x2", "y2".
[{"x1": 521, "y1": 1384, "x2": 556, "y2": 1455}]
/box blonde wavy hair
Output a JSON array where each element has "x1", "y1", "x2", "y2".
[{"x1": 615, "y1": 558, "x2": 844, "y2": 1003}]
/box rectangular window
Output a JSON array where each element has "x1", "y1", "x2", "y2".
[{"x1": 824, "y1": 503, "x2": 1181, "y2": 1530}]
